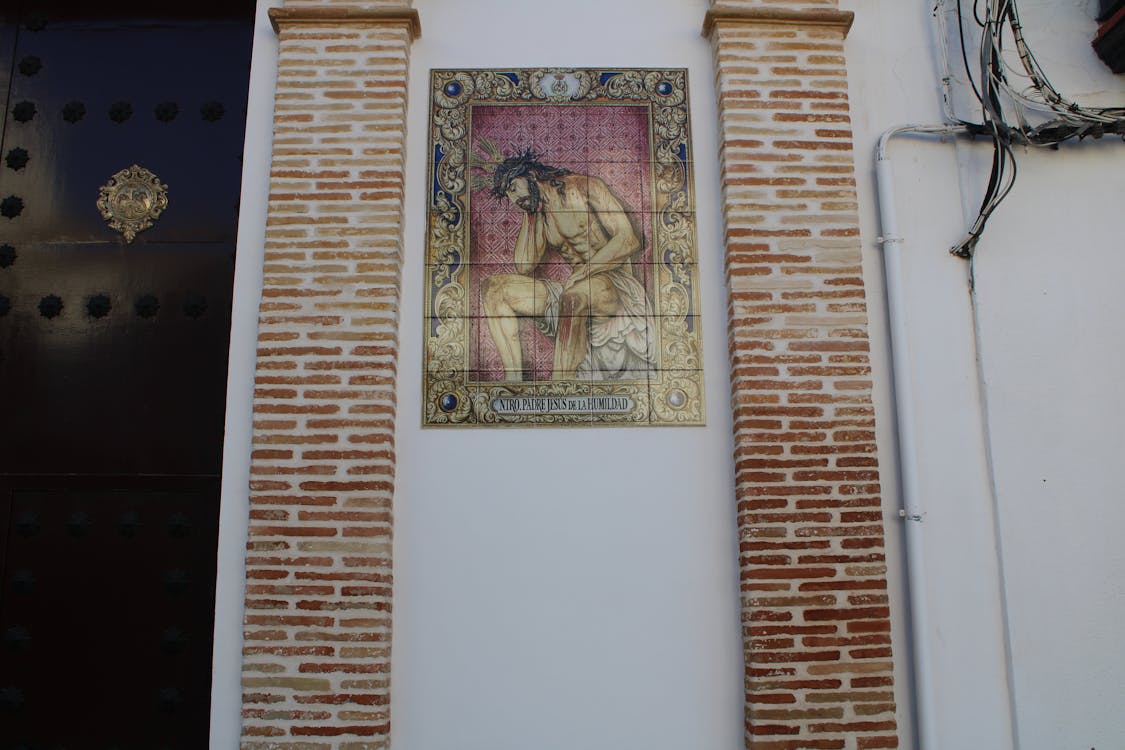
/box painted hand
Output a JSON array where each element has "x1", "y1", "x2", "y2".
[{"x1": 563, "y1": 264, "x2": 590, "y2": 290}]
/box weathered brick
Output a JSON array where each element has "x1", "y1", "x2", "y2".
[
  {"x1": 241, "y1": 4, "x2": 414, "y2": 749},
  {"x1": 709, "y1": 1, "x2": 898, "y2": 747}
]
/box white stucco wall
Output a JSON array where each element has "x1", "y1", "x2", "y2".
[
  {"x1": 212, "y1": 3, "x2": 750, "y2": 748},
  {"x1": 212, "y1": 1, "x2": 1125, "y2": 748},
  {"x1": 392, "y1": 2, "x2": 744, "y2": 749},
  {"x1": 846, "y1": 1, "x2": 1125, "y2": 748}
]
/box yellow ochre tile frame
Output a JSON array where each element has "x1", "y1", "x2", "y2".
[{"x1": 423, "y1": 68, "x2": 703, "y2": 426}]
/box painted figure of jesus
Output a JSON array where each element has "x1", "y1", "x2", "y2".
[{"x1": 482, "y1": 150, "x2": 656, "y2": 381}]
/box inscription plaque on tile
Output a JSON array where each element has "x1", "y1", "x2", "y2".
[{"x1": 423, "y1": 68, "x2": 703, "y2": 426}]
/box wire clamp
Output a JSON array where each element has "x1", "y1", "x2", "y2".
[
  {"x1": 876, "y1": 235, "x2": 903, "y2": 245},
  {"x1": 898, "y1": 509, "x2": 924, "y2": 523}
]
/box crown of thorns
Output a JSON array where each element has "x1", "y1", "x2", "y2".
[
  {"x1": 469, "y1": 141, "x2": 561, "y2": 197},
  {"x1": 469, "y1": 138, "x2": 507, "y2": 193}
]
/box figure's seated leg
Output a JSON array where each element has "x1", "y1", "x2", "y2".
[
  {"x1": 482, "y1": 273, "x2": 546, "y2": 380},
  {"x1": 553, "y1": 274, "x2": 620, "y2": 379}
]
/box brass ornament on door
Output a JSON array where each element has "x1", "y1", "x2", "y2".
[{"x1": 96, "y1": 165, "x2": 169, "y2": 242}]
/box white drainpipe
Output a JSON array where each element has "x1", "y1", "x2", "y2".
[{"x1": 874, "y1": 124, "x2": 967, "y2": 750}]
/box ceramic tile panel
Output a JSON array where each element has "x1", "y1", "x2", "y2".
[{"x1": 423, "y1": 68, "x2": 703, "y2": 426}]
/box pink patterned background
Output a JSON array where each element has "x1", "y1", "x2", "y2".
[{"x1": 467, "y1": 104, "x2": 653, "y2": 381}]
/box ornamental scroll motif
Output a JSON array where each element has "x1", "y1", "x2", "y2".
[
  {"x1": 423, "y1": 68, "x2": 704, "y2": 427},
  {"x1": 97, "y1": 165, "x2": 169, "y2": 242}
]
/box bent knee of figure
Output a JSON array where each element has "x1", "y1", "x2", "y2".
[
  {"x1": 483, "y1": 274, "x2": 514, "y2": 312},
  {"x1": 591, "y1": 285, "x2": 620, "y2": 314}
]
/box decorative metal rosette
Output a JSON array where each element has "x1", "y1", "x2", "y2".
[{"x1": 96, "y1": 164, "x2": 169, "y2": 242}]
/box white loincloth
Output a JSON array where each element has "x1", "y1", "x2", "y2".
[{"x1": 536, "y1": 270, "x2": 656, "y2": 380}]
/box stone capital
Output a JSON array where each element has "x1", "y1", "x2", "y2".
[
  {"x1": 269, "y1": 6, "x2": 421, "y2": 40},
  {"x1": 703, "y1": 5, "x2": 854, "y2": 38}
]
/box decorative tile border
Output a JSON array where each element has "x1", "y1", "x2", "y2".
[{"x1": 423, "y1": 68, "x2": 705, "y2": 427}]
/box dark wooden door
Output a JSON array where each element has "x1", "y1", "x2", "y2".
[
  {"x1": 0, "y1": 2, "x2": 254, "y2": 747},
  {"x1": 0, "y1": 480, "x2": 224, "y2": 749}
]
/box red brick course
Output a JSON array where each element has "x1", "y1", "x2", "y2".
[
  {"x1": 708, "y1": 1, "x2": 900, "y2": 748},
  {"x1": 240, "y1": 3, "x2": 416, "y2": 748}
]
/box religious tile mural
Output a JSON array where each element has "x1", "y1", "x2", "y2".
[{"x1": 423, "y1": 68, "x2": 703, "y2": 426}]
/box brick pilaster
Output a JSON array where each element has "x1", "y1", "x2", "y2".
[
  {"x1": 239, "y1": 2, "x2": 417, "y2": 747},
  {"x1": 706, "y1": 2, "x2": 901, "y2": 748}
]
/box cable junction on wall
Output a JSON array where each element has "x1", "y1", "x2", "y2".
[{"x1": 934, "y1": 0, "x2": 1125, "y2": 257}]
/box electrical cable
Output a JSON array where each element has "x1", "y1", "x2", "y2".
[
  {"x1": 955, "y1": 0, "x2": 985, "y2": 105},
  {"x1": 941, "y1": 0, "x2": 1125, "y2": 258}
]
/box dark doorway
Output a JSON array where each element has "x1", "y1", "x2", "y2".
[{"x1": 0, "y1": 1, "x2": 255, "y2": 747}]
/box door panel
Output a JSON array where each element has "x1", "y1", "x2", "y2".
[
  {"x1": 0, "y1": 3, "x2": 255, "y2": 747},
  {"x1": 0, "y1": 478, "x2": 221, "y2": 750},
  {"x1": 0, "y1": 241, "x2": 236, "y2": 475},
  {"x1": 0, "y1": 3, "x2": 253, "y2": 476},
  {"x1": 0, "y1": 14, "x2": 16, "y2": 131},
  {"x1": 1, "y1": 13, "x2": 250, "y2": 244}
]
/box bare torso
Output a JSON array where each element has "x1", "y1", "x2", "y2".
[{"x1": 538, "y1": 176, "x2": 613, "y2": 268}]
